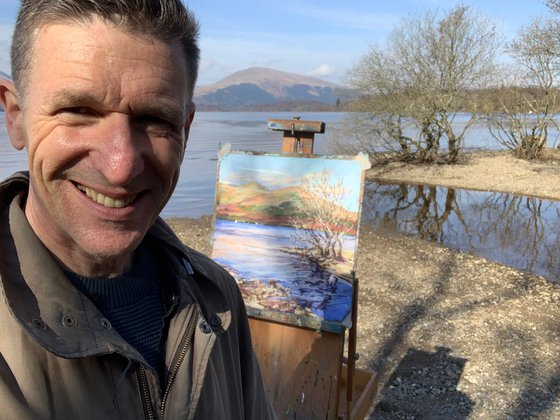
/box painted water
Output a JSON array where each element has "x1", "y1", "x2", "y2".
[{"x1": 212, "y1": 219, "x2": 353, "y2": 329}]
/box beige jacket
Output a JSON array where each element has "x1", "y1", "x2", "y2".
[{"x1": 0, "y1": 173, "x2": 275, "y2": 420}]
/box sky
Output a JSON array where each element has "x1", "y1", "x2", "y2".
[{"x1": 0, "y1": 1, "x2": 554, "y2": 86}]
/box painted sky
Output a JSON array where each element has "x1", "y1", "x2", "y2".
[
  {"x1": 0, "y1": 1, "x2": 553, "y2": 85},
  {"x1": 219, "y1": 153, "x2": 364, "y2": 212}
]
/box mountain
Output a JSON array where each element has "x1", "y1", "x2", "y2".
[{"x1": 194, "y1": 67, "x2": 356, "y2": 111}]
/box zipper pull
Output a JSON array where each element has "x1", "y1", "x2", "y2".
[{"x1": 182, "y1": 259, "x2": 194, "y2": 275}]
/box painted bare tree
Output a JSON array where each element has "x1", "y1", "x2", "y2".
[{"x1": 291, "y1": 168, "x2": 355, "y2": 264}]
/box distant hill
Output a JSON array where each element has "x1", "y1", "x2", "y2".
[
  {"x1": 194, "y1": 67, "x2": 357, "y2": 111},
  {"x1": 0, "y1": 67, "x2": 358, "y2": 112}
]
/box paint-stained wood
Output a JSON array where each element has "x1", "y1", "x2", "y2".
[
  {"x1": 281, "y1": 134, "x2": 315, "y2": 154},
  {"x1": 249, "y1": 318, "x2": 344, "y2": 419},
  {"x1": 268, "y1": 118, "x2": 325, "y2": 154}
]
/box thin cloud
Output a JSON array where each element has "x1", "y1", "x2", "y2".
[
  {"x1": 197, "y1": 35, "x2": 360, "y2": 85},
  {"x1": 278, "y1": 2, "x2": 399, "y2": 32},
  {"x1": 306, "y1": 64, "x2": 336, "y2": 78}
]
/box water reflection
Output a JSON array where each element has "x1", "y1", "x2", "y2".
[{"x1": 363, "y1": 182, "x2": 560, "y2": 282}]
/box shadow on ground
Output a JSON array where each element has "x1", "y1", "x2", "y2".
[{"x1": 373, "y1": 346, "x2": 473, "y2": 419}]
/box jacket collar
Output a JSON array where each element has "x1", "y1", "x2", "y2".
[{"x1": 147, "y1": 219, "x2": 231, "y2": 332}]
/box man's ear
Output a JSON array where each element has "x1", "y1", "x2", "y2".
[{"x1": 0, "y1": 78, "x2": 25, "y2": 150}]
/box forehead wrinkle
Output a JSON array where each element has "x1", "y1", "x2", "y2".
[
  {"x1": 46, "y1": 87, "x2": 187, "y2": 122},
  {"x1": 29, "y1": 21, "x2": 191, "y2": 116},
  {"x1": 45, "y1": 88, "x2": 105, "y2": 108}
]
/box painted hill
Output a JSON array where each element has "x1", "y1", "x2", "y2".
[
  {"x1": 216, "y1": 180, "x2": 357, "y2": 231},
  {"x1": 194, "y1": 67, "x2": 357, "y2": 111}
]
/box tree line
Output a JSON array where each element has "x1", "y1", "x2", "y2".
[{"x1": 335, "y1": 1, "x2": 560, "y2": 162}]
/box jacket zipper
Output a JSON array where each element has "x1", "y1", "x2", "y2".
[
  {"x1": 160, "y1": 307, "x2": 199, "y2": 418},
  {"x1": 138, "y1": 366, "x2": 156, "y2": 420}
]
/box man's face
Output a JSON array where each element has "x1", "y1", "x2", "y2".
[{"x1": 1, "y1": 19, "x2": 194, "y2": 276}]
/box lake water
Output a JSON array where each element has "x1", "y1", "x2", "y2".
[
  {"x1": 362, "y1": 182, "x2": 560, "y2": 281},
  {"x1": 3, "y1": 111, "x2": 560, "y2": 281},
  {"x1": 1, "y1": 111, "x2": 501, "y2": 218}
]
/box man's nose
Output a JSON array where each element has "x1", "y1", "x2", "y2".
[{"x1": 94, "y1": 114, "x2": 145, "y2": 185}]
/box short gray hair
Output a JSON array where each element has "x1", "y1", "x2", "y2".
[{"x1": 11, "y1": 0, "x2": 200, "y2": 100}]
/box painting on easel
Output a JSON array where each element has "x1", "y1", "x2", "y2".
[{"x1": 211, "y1": 147, "x2": 370, "y2": 333}]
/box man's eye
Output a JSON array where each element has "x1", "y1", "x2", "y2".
[
  {"x1": 139, "y1": 116, "x2": 184, "y2": 144},
  {"x1": 59, "y1": 107, "x2": 96, "y2": 116},
  {"x1": 138, "y1": 115, "x2": 181, "y2": 134}
]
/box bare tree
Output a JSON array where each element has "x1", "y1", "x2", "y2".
[
  {"x1": 546, "y1": 0, "x2": 560, "y2": 13},
  {"x1": 333, "y1": 5, "x2": 499, "y2": 163},
  {"x1": 291, "y1": 169, "x2": 356, "y2": 265},
  {"x1": 486, "y1": 17, "x2": 560, "y2": 159}
]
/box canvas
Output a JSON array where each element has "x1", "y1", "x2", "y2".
[{"x1": 211, "y1": 147, "x2": 370, "y2": 332}]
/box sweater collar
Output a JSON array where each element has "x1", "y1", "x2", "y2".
[{"x1": 64, "y1": 242, "x2": 158, "y2": 310}]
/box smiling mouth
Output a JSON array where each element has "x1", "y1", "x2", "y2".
[{"x1": 76, "y1": 184, "x2": 137, "y2": 209}]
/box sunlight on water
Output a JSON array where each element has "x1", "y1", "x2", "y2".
[{"x1": 1, "y1": 111, "x2": 499, "y2": 218}]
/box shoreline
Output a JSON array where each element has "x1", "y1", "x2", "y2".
[{"x1": 366, "y1": 149, "x2": 560, "y2": 202}]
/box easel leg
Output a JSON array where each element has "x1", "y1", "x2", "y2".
[{"x1": 346, "y1": 274, "x2": 359, "y2": 419}]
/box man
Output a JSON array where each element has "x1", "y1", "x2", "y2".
[{"x1": 0, "y1": 0, "x2": 275, "y2": 419}]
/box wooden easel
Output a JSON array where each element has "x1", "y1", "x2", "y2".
[
  {"x1": 267, "y1": 117, "x2": 325, "y2": 155},
  {"x1": 245, "y1": 119, "x2": 378, "y2": 419},
  {"x1": 249, "y1": 276, "x2": 377, "y2": 419}
]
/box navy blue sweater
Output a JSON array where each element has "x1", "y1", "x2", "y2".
[{"x1": 65, "y1": 243, "x2": 165, "y2": 378}]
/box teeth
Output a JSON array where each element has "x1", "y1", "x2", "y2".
[{"x1": 77, "y1": 185, "x2": 136, "y2": 208}]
